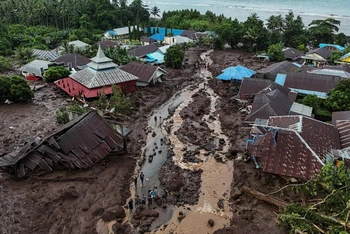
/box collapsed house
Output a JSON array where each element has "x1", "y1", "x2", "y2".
[
  {"x1": 0, "y1": 111, "x2": 127, "y2": 178},
  {"x1": 246, "y1": 115, "x2": 341, "y2": 179}
]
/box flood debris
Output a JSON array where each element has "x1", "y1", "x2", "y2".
[{"x1": 0, "y1": 111, "x2": 126, "y2": 178}]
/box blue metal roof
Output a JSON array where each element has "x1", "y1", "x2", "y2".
[
  {"x1": 145, "y1": 27, "x2": 183, "y2": 36},
  {"x1": 319, "y1": 43, "x2": 345, "y2": 51},
  {"x1": 275, "y1": 73, "x2": 287, "y2": 86},
  {"x1": 217, "y1": 65, "x2": 256, "y2": 81},
  {"x1": 290, "y1": 88, "x2": 328, "y2": 98},
  {"x1": 150, "y1": 33, "x2": 164, "y2": 41},
  {"x1": 108, "y1": 30, "x2": 116, "y2": 36},
  {"x1": 146, "y1": 52, "x2": 164, "y2": 64}
]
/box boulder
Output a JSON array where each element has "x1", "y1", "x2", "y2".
[{"x1": 208, "y1": 219, "x2": 215, "y2": 227}]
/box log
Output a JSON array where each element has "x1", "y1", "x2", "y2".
[{"x1": 241, "y1": 186, "x2": 288, "y2": 208}]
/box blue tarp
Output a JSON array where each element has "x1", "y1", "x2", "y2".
[
  {"x1": 144, "y1": 27, "x2": 184, "y2": 36},
  {"x1": 217, "y1": 65, "x2": 256, "y2": 81},
  {"x1": 150, "y1": 33, "x2": 165, "y2": 41},
  {"x1": 319, "y1": 43, "x2": 345, "y2": 51},
  {"x1": 146, "y1": 52, "x2": 165, "y2": 64},
  {"x1": 275, "y1": 73, "x2": 287, "y2": 86}
]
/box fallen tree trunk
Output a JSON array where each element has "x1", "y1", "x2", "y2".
[{"x1": 241, "y1": 186, "x2": 288, "y2": 208}]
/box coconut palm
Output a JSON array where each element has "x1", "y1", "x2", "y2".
[
  {"x1": 15, "y1": 47, "x2": 34, "y2": 65},
  {"x1": 150, "y1": 6, "x2": 160, "y2": 18}
]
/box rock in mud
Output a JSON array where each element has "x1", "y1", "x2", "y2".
[
  {"x1": 112, "y1": 223, "x2": 130, "y2": 234},
  {"x1": 217, "y1": 199, "x2": 224, "y2": 209},
  {"x1": 92, "y1": 208, "x2": 104, "y2": 216},
  {"x1": 208, "y1": 219, "x2": 215, "y2": 227},
  {"x1": 166, "y1": 173, "x2": 184, "y2": 191},
  {"x1": 140, "y1": 209, "x2": 159, "y2": 217},
  {"x1": 219, "y1": 138, "x2": 225, "y2": 145},
  {"x1": 60, "y1": 188, "x2": 79, "y2": 200},
  {"x1": 101, "y1": 206, "x2": 126, "y2": 221},
  {"x1": 177, "y1": 211, "x2": 186, "y2": 221},
  {"x1": 152, "y1": 132, "x2": 156, "y2": 137}
]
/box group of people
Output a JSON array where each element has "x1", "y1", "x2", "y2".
[
  {"x1": 195, "y1": 55, "x2": 210, "y2": 70},
  {"x1": 128, "y1": 171, "x2": 169, "y2": 212}
]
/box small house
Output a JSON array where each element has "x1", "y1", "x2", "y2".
[
  {"x1": 129, "y1": 44, "x2": 159, "y2": 59},
  {"x1": 21, "y1": 60, "x2": 54, "y2": 78},
  {"x1": 164, "y1": 35, "x2": 194, "y2": 45},
  {"x1": 32, "y1": 49, "x2": 60, "y2": 61},
  {"x1": 319, "y1": 43, "x2": 345, "y2": 51},
  {"x1": 246, "y1": 115, "x2": 341, "y2": 179},
  {"x1": 282, "y1": 47, "x2": 304, "y2": 61},
  {"x1": 120, "y1": 62, "x2": 167, "y2": 87},
  {"x1": 99, "y1": 40, "x2": 117, "y2": 49},
  {"x1": 140, "y1": 36, "x2": 157, "y2": 46},
  {"x1": 104, "y1": 26, "x2": 142, "y2": 39},
  {"x1": 256, "y1": 61, "x2": 308, "y2": 80},
  {"x1": 54, "y1": 53, "x2": 91, "y2": 70},
  {"x1": 302, "y1": 48, "x2": 332, "y2": 66}
]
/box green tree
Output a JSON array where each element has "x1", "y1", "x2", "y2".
[
  {"x1": 283, "y1": 13, "x2": 307, "y2": 48},
  {"x1": 325, "y1": 79, "x2": 350, "y2": 112},
  {"x1": 243, "y1": 14, "x2": 270, "y2": 52},
  {"x1": 150, "y1": 6, "x2": 160, "y2": 18},
  {"x1": 109, "y1": 85, "x2": 132, "y2": 114},
  {"x1": 0, "y1": 56, "x2": 11, "y2": 72},
  {"x1": 267, "y1": 43, "x2": 284, "y2": 61},
  {"x1": 335, "y1": 33, "x2": 348, "y2": 47},
  {"x1": 15, "y1": 47, "x2": 34, "y2": 65},
  {"x1": 308, "y1": 18, "x2": 341, "y2": 47},
  {"x1": 267, "y1": 15, "x2": 284, "y2": 44},
  {"x1": 44, "y1": 66, "x2": 70, "y2": 83},
  {"x1": 0, "y1": 76, "x2": 11, "y2": 103},
  {"x1": 299, "y1": 94, "x2": 331, "y2": 117},
  {"x1": 104, "y1": 47, "x2": 138, "y2": 65},
  {"x1": 329, "y1": 50, "x2": 344, "y2": 64},
  {"x1": 4, "y1": 75, "x2": 34, "y2": 102},
  {"x1": 164, "y1": 44, "x2": 185, "y2": 68},
  {"x1": 215, "y1": 19, "x2": 243, "y2": 48}
]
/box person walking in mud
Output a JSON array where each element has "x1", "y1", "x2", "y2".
[
  {"x1": 140, "y1": 172, "x2": 145, "y2": 186},
  {"x1": 141, "y1": 194, "x2": 146, "y2": 208},
  {"x1": 134, "y1": 176, "x2": 137, "y2": 187}
]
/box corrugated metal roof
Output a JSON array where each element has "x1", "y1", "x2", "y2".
[
  {"x1": 70, "y1": 67, "x2": 139, "y2": 89},
  {"x1": 33, "y1": 49, "x2": 60, "y2": 61},
  {"x1": 146, "y1": 52, "x2": 165, "y2": 64},
  {"x1": 309, "y1": 69, "x2": 350, "y2": 78},
  {"x1": 54, "y1": 53, "x2": 91, "y2": 68},
  {"x1": 282, "y1": 47, "x2": 304, "y2": 60},
  {"x1": 120, "y1": 62, "x2": 158, "y2": 83},
  {"x1": 290, "y1": 102, "x2": 313, "y2": 117},
  {"x1": 129, "y1": 44, "x2": 159, "y2": 57},
  {"x1": 0, "y1": 111, "x2": 125, "y2": 177}
]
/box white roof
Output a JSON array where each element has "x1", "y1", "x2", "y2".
[
  {"x1": 68, "y1": 40, "x2": 89, "y2": 48},
  {"x1": 113, "y1": 26, "x2": 142, "y2": 36},
  {"x1": 290, "y1": 102, "x2": 313, "y2": 117},
  {"x1": 32, "y1": 49, "x2": 60, "y2": 61},
  {"x1": 158, "y1": 45, "x2": 171, "y2": 54},
  {"x1": 21, "y1": 60, "x2": 52, "y2": 77},
  {"x1": 173, "y1": 35, "x2": 194, "y2": 44}
]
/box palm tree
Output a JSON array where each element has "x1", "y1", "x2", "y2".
[
  {"x1": 243, "y1": 26, "x2": 259, "y2": 52},
  {"x1": 150, "y1": 6, "x2": 160, "y2": 18},
  {"x1": 15, "y1": 47, "x2": 34, "y2": 65}
]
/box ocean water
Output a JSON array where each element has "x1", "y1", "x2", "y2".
[{"x1": 145, "y1": 0, "x2": 350, "y2": 35}]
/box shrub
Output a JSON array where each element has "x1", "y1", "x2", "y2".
[
  {"x1": 0, "y1": 75, "x2": 33, "y2": 103},
  {"x1": 164, "y1": 44, "x2": 185, "y2": 69},
  {"x1": 267, "y1": 42, "x2": 284, "y2": 62},
  {"x1": 44, "y1": 66, "x2": 70, "y2": 83},
  {"x1": 0, "y1": 56, "x2": 11, "y2": 72}
]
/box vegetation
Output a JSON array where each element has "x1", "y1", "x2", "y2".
[
  {"x1": 267, "y1": 43, "x2": 285, "y2": 62},
  {"x1": 325, "y1": 79, "x2": 350, "y2": 112},
  {"x1": 164, "y1": 44, "x2": 185, "y2": 68},
  {"x1": 279, "y1": 161, "x2": 350, "y2": 234},
  {"x1": 15, "y1": 47, "x2": 34, "y2": 65},
  {"x1": 44, "y1": 66, "x2": 70, "y2": 83},
  {"x1": 94, "y1": 85, "x2": 132, "y2": 114},
  {"x1": 104, "y1": 47, "x2": 138, "y2": 65},
  {"x1": 299, "y1": 94, "x2": 331, "y2": 117},
  {"x1": 56, "y1": 104, "x2": 87, "y2": 124},
  {"x1": 0, "y1": 76, "x2": 33, "y2": 103},
  {"x1": 0, "y1": 56, "x2": 11, "y2": 72}
]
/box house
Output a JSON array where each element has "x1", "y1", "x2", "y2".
[
  {"x1": 68, "y1": 40, "x2": 90, "y2": 50},
  {"x1": 332, "y1": 111, "x2": 350, "y2": 149},
  {"x1": 32, "y1": 49, "x2": 60, "y2": 61},
  {"x1": 0, "y1": 111, "x2": 125, "y2": 178},
  {"x1": 140, "y1": 36, "x2": 157, "y2": 46},
  {"x1": 164, "y1": 35, "x2": 194, "y2": 45},
  {"x1": 282, "y1": 48, "x2": 304, "y2": 61},
  {"x1": 55, "y1": 46, "x2": 139, "y2": 98},
  {"x1": 99, "y1": 40, "x2": 117, "y2": 49},
  {"x1": 256, "y1": 61, "x2": 309, "y2": 80},
  {"x1": 238, "y1": 78, "x2": 294, "y2": 100},
  {"x1": 150, "y1": 33, "x2": 164, "y2": 42},
  {"x1": 247, "y1": 115, "x2": 341, "y2": 179},
  {"x1": 245, "y1": 87, "x2": 312, "y2": 122},
  {"x1": 129, "y1": 44, "x2": 159, "y2": 58},
  {"x1": 21, "y1": 60, "x2": 55, "y2": 78},
  {"x1": 104, "y1": 26, "x2": 142, "y2": 39},
  {"x1": 180, "y1": 30, "x2": 197, "y2": 40},
  {"x1": 275, "y1": 72, "x2": 341, "y2": 98},
  {"x1": 120, "y1": 62, "x2": 167, "y2": 87},
  {"x1": 157, "y1": 45, "x2": 171, "y2": 54},
  {"x1": 144, "y1": 52, "x2": 165, "y2": 64},
  {"x1": 217, "y1": 65, "x2": 256, "y2": 81},
  {"x1": 145, "y1": 27, "x2": 184, "y2": 36},
  {"x1": 54, "y1": 53, "x2": 91, "y2": 70},
  {"x1": 319, "y1": 43, "x2": 345, "y2": 51},
  {"x1": 308, "y1": 68, "x2": 350, "y2": 78},
  {"x1": 340, "y1": 53, "x2": 350, "y2": 64},
  {"x1": 302, "y1": 48, "x2": 332, "y2": 66}
]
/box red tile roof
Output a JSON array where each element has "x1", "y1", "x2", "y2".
[{"x1": 248, "y1": 115, "x2": 340, "y2": 179}]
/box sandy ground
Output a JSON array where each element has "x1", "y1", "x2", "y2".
[{"x1": 0, "y1": 48, "x2": 287, "y2": 234}]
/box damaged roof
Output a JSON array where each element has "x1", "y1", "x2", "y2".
[
  {"x1": 283, "y1": 47, "x2": 304, "y2": 61},
  {"x1": 120, "y1": 61, "x2": 162, "y2": 84},
  {"x1": 245, "y1": 89, "x2": 294, "y2": 122},
  {"x1": 248, "y1": 115, "x2": 340, "y2": 179},
  {"x1": 0, "y1": 111, "x2": 124, "y2": 178},
  {"x1": 257, "y1": 61, "x2": 304, "y2": 75}
]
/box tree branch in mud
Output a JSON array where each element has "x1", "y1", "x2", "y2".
[{"x1": 241, "y1": 186, "x2": 288, "y2": 208}]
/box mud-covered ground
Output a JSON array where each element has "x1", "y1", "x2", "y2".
[
  {"x1": 1, "y1": 48, "x2": 287, "y2": 234},
  {"x1": 0, "y1": 47, "x2": 204, "y2": 234}
]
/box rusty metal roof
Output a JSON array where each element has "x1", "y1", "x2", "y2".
[
  {"x1": 248, "y1": 115, "x2": 340, "y2": 179},
  {"x1": 120, "y1": 62, "x2": 158, "y2": 83},
  {"x1": 285, "y1": 72, "x2": 341, "y2": 93},
  {"x1": 0, "y1": 111, "x2": 124, "y2": 178}
]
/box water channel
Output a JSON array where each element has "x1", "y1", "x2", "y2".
[{"x1": 99, "y1": 50, "x2": 235, "y2": 234}]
